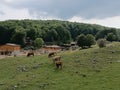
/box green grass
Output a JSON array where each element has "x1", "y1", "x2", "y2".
[{"x1": 0, "y1": 42, "x2": 120, "y2": 90}]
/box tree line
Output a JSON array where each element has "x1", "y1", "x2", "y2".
[{"x1": 0, "y1": 20, "x2": 120, "y2": 48}]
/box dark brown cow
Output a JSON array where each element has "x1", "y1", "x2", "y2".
[
  {"x1": 48, "y1": 52, "x2": 56, "y2": 58},
  {"x1": 27, "y1": 52, "x2": 34, "y2": 57},
  {"x1": 55, "y1": 60, "x2": 62, "y2": 69}
]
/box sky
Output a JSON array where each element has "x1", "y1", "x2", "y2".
[{"x1": 0, "y1": 0, "x2": 120, "y2": 28}]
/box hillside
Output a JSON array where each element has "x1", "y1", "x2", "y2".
[
  {"x1": 0, "y1": 20, "x2": 120, "y2": 46},
  {"x1": 0, "y1": 42, "x2": 120, "y2": 90}
]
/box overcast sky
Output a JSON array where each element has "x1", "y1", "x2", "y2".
[{"x1": 0, "y1": 0, "x2": 120, "y2": 28}]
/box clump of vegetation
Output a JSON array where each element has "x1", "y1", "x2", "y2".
[
  {"x1": 106, "y1": 33, "x2": 118, "y2": 42},
  {"x1": 97, "y1": 39, "x2": 107, "y2": 48},
  {"x1": 77, "y1": 34, "x2": 96, "y2": 49},
  {"x1": 0, "y1": 20, "x2": 119, "y2": 47},
  {"x1": 34, "y1": 38, "x2": 44, "y2": 48}
]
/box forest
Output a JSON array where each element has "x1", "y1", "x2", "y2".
[{"x1": 0, "y1": 20, "x2": 120, "y2": 47}]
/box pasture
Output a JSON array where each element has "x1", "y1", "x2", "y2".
[{"x1": 0, "y1": 42, "x2": 120, "y2": 90}]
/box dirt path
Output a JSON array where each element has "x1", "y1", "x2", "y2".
[{"x1": 0, "y1": 55, "x2": 10, "y2": 59}]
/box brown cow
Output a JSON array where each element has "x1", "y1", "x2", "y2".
[
  {"x1": 27, "y1": 52, "x2": 34, "y2": 57},
  {"x1": 48, "y1": 52, "x2": 56, "y2": 58},
  {"x1": 52, "y1": 56, "x2": 61, "y2": 64},
  {"x1": 55, "y1": 60, "x2": 62, "y2": 69}
]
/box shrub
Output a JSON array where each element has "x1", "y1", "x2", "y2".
[
  {"x1": 77, "y1": 34, "x2": 96, "y2": 48},
  {"x1": 97, "y1": 39, "x2": 107, "y2": 48}
]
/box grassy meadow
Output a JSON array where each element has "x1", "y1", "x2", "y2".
[{"x1": 0, "y1": 42, "x2": 120, "y2": 90}]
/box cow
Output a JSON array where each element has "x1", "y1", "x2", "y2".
[
  {"x1": 48, "y1": 52, "x2": 56, "y2": 58},
  {"x1": 55, "y1": 60, "x2": 62, "y2": 69},
  {"x1": 27, "y1": 52, "x2": 34, "y2": 57},
  {"x1": 52, "y1": 56, "x2": 61, "y2": 64}
]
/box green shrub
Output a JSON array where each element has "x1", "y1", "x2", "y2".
[{"x1": 97, "y1": 39, "x2": 107, "y2": 48}]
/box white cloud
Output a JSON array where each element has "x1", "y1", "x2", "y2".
[
  {"x1": 0, "y1": 0, "x2": 120, "y2": 28},
  {"x1": 68, "y1": 16, "x2": 120, "y2": 28},
  {"x1": 0, "y1": 4, "x2": 60, "y2": 21},
  {"x1": 0, "y1": 4, "x2": 33, "y2": 20},
  {"x1": 4, "y1": 0, "x2": 15, "y2": 3},
  {"x1": 30, "y1": 11, "x2": 61, "y2": 20}
]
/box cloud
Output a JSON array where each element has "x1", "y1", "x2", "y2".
[
  {"x1": 1, "y1": 0, "x2": 120, "y2": 19},
  {"x1": 0, "y1": 4, "x2": 33, "y2": 20},
  {"x1": 30, "y1": 11, "x2": 61, "y2": 20},
  {"x1": 4, "y1": 0, "x2": 15, "y2": 3},
  {"x1": 0, "y1": 4, "x2": 60, "y2": 21},
  {"x1": 0, "y1": 0, "x2": 120, "y2": 28},
  {"x1": 0, "y1": 11, "x2": 5, "y2": 15},
  {"x1": 68, "y1": 16, "x2": 120, "y2": 28}
]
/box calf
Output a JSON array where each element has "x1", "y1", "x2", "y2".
[
  {"x1": 27, "y1": 52, "x2": 34, "y2": 57},
  {"x1": 55, "y1": 60, "x2": 62, "y2": 69},
  {"x1": 52, "y1": 56, "x2": 61, "y2": 64},
  {"x1": 48, "y1": 52, "x2": 56, "y2": 58}
]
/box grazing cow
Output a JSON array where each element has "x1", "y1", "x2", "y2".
[
  {"x1": 55, "y1": 60, "x2": 62, "y2": 69},
  {"x1": 27, "y1": 52, "x2": 34, "y2": 57},
  {"x1": 52, "y1": 56, "x2": 61, "y2": 64},
  {"x1": 48, "y1": 52, "x2": 56, "y2": 58}
]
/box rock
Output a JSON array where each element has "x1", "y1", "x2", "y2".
[
  {"x1": 17, "y1": 65, "x2": 29, "y2": 72},
  {"x1": 32, "y1": 64, "x2": 40, "y2": 69}
]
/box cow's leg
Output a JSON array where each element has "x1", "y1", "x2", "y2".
[{"x1": 56, "y1": 63, "x2": 59, "y2": 68}]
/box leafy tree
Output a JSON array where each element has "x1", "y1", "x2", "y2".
[
  {"x1": 10, "y1": 26, "x2": 26, "y2": 46},
  {"x1": 116, "y1": 29, "x2": 120, "y2": 41},
  {"x1": 55, "y1": 25, "x2": 71, "y2": 44},
  {"x1": 77, "y1": 34, "x2": 96, "y2": 48},
  {"x1": 34, "y1": 38, "x2": 44, "y2": 48},
  {"x1": 0, "y1": 23, "x2": 16, "y2": 44},
  {"x1": 26, "y1": 28, "x2": 37, "y2": 40},
  {"x1": 77, "y1": 34, "x2": 86, "y2": 48},
  {"x1": 96, "y1": 28, "x2": 117, "y2": 40},
  {"x1": 0, "y1": 20, "x2": 120, "y2": 47},
  {"x1": 106, "y1": 33, "x2": 117, "y2": 42},
  {"x1": 86, "y1": 34, "x2": 96, "y2": 47}
]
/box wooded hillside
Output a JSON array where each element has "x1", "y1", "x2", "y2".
[{"x1": 0, "y1": 20, "x2": 120, "y2": 47}]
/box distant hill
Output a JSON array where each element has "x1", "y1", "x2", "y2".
[{"x1": 0, "y1": 20, "x2": 120, "y2": 46}]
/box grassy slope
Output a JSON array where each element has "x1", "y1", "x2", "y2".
[{"x1": 0, "y1": 42, "x2": 120, "y2": 90}]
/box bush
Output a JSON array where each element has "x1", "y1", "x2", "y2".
[
  {"x1": 106, "y1": 33, "x2": 117, "y2": 42},
  {"x1": 97, "y1": 39, "x2": 107, "y2": 48},
  {"x1": 34, "y1": 38, "x2": 44, "y2": 48},
  {"x1": 77, "y1": 34, "x2": 96, "y2": 48},
  {"x1": 86, "y1": 34, "x2": 96, "y2": 47},
  {"x1": 77, "y1": 34, "x2": 86, "y2": 48}
]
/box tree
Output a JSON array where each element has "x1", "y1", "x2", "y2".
[
  {"x1": 95, "y1": 28, "x2": 117, "y2": 40},
  {"x1": 77, "y1": 34, "x2": 96, "y2": 48},
  {"x1": 86, "y1": 34, "x2": 96, "y2": 47},
  {"x1": 77, "y1": 34, "x2": 86, "y2": 48},
  {"x1": 106, "y1": 33, "x2": 117, "y2": 42},
  {"x1": 34, "y1": 38, "x2": 44, "y2": 48},
  {"x1": 26, "y1": 28, "x2": 37, "y2": 40},
  {"x1": 0, "y1": 23, "x2": 16, "y2": 44},
  {"x1": 55, "y1": 25, "x2": 71, "y2": 44},
  {"x1": 10, "y1": 26, "x2": 26, "y2": 46},
  {"x1": 0, "y1": 20, "x2": 120, "y2": 46}
]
